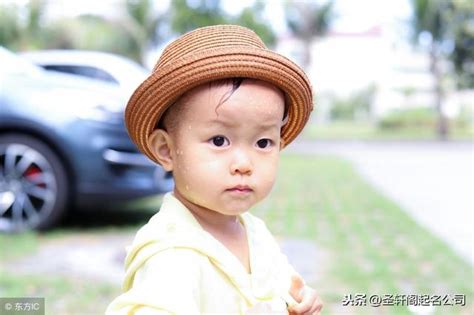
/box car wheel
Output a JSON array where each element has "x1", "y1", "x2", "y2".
[{"x1": 0, "y1": 134, "x2": 69, "y2": 232}]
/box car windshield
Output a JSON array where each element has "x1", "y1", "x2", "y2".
[{"x1": 0, "y1": 47, "x2": 41, "y2": 76}]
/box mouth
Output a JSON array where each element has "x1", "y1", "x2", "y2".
[{"x1": 226, "y1": 185, "x2": 253, "y2": 193}]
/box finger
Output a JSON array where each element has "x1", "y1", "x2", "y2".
[
  {"x1": 307, "y1": 304, "x2": 319, "y2": 314},
  {"x1": 289, "y1": 301, "x2": 312, "y2": 314},
  {"x1": 307, "y1": 297, "x2": 323, "y2": 314},
  {"x1": 310, "y1": 297, "x2": 323, "y2": 315},
  {"x1": 288, "y1": 289, "x2": 316, "y2": 314},
  {"x1": 289, "y1": 274, "x2": 305, "y2": 302}
]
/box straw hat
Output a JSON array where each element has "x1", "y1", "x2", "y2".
[{"x1": 125, "y1": 24, "x2": 313, "y2": 164}]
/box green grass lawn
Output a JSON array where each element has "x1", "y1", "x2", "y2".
[
  {"x1": 301, "y1": 121, "x2": 474, "y2": 141},
  {"x1": 0, "y1": 154, "x2": 472, "y2": 314},
  {"x1": 253, "y1": 154, "x2": 473, "y2": 314}
]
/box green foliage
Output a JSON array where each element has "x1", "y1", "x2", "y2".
[
  {"x1": 397, "y1": 85, "x2": 417, "y2": 98},
  {"x1": 283, "y1": 0, "x2": 335, "y2": 69},
  {"x1": 379, "y1": 106, "x2": 472, "y2": 131},
  {"x1": 168, "y1": 0, "x2": 276, "y2": 47},
  {"x1": 0, "y1": 0, "x2": 49, "y2": 51},
  {"x1": 329, "y1": 85, "x2": 375, "y2": 121},
  {"x1": 232, "y1": 1, "x2": 276, "y2": 47},
  {"x1": 0, "y1": 1, "x2": 149, "y2": 63},
  {"x1": 25, "y1": 0, "x2": 44, "y2": 40},
  {"x1": 0, "y1": 4, "x2": 21, "y2": 48},
  {"x1": 450, "y1": 0, "x2": 474, "y2": 89},
  {"x1": 125, "y1": 0, "x2": 162, "y2": 46},
  {"x1": 378, "y1": 107, "x2": 437, "y2": 130},
  {"x1": 410, "y1": 0, "x2": 474, "y2": 88},
  {"x1": 303, "y1": 120, "x2": 474, "y2": 141},
  {"x1": 410, "y1": 0, "x2": 447, "y2": 43},
  {"x1": 456, "y1": 103, "x2": 474, "y2": 129},
  {"x1": 285, "y1": 0, "x2": 334, "y2": 40},
  {"x1": 169, "y1": 0, "x2": 227, "y2": 35},
  {"x1": 1, "y1": 0, "x2": 275, "y2": 63},
  {"x1": 44, "y1": 15, "x2": 143, "y2": 62}
]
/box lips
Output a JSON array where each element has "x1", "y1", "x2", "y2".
[{"x1": 227, "y1": 185, "x2": 253, "y2": 192}]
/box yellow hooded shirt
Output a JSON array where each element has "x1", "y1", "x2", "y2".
[{"x1": 105, "y1": 192, "x2": 297, "y2": 314}]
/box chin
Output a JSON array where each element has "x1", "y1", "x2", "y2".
[
  {"x1": 220, "y1": 200, "x2": 257, "y2": 215},
  {"x1": 220, "y1": 209, "x2": 249, "y2": 216}
]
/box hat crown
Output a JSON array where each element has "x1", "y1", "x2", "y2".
[{"x1": 154, "y1": 25, "x2": 267, "y2": 72}]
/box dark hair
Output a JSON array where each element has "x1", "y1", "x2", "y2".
[
  {"x1": 156, "y1": 78, "x2": 244, "y2": 131},
  {"x1": 212, "y1": 77, "x2": 244, "y2": 116}
]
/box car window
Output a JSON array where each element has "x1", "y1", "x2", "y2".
[{"x1": 42, "y1": 65, "x2": 119, "y2": 85}]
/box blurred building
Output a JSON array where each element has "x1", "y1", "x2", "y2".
[{"x1": 276, "y1": 25, "x2": 473, "y2": 121}]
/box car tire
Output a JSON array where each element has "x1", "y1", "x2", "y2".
[{"x1": 0, "y1": 133, "x2": 69, "y2": 232}]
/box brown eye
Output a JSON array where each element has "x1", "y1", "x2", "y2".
[
  {"x1": 257, "y1": 139, "x2": 272, "y2": 149},
  {"x1": 210, "y1": 136, "x2": 229, "y2": 147}
]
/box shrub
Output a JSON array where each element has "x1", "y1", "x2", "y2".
[
  {"x1": 378, "y1": 107, "x2": 437, "y2": 130},
  {"x1": 455, "y1": 104, "x2": 474, "y2": 129},
  {"x1": 329, "y1": 85, "x2": 375, "y2": 121}
]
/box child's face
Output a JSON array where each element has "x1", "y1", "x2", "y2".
[{"x1": 155, "y1": 79, "x2": 285, "y2": 216}]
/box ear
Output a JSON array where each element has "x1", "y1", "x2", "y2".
[
  {"x1": 279, "y1": 137, "x2": 286, "y2": 151},
  {"x1": 148, "y1": 129, "x2": 174, "y2": 171}
]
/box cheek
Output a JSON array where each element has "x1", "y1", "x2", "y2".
[
  {"x1": 173, "y1": 153, "x2": 227, "y2": 206},
  {"x1": 202, "y1": 159, "x2": 222, "y2": 173},
  {"x1": 256, "y1": 155, "x2": 279, "y2": 189},
  {"x1": 174, "y1": 150, "x2": 224, "y2": 186}
]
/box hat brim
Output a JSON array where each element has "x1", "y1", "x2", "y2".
[{"x1": 125, "y1": 46, "x2": 313, "y2": 164}]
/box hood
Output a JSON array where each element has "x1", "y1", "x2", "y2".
[{"x1": 0, "y1": 68, "x2": 127, "y2": 117}]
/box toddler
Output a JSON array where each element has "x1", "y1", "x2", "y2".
[{"x1": 106, "y1": 25, "x2": 322, "y2": 315}]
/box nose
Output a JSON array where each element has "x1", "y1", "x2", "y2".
[{"x1": 230, "y1": 149, "x2": 252, "y2": 176}]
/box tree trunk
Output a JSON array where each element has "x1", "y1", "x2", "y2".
[
  {"x1": 430, "y1": 47, "x2": 448, "y2": 140},
  {"x1": 302, "y1": 38, "x2": 312, "y2": 72}
]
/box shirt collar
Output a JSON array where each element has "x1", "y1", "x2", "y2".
[{"x1": 149, "y1": 191, "x2": 203, "y2": 230}]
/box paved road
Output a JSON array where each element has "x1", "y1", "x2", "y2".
[{"x1": 286, "y1": 140, "x2": 474, "y2": 265}]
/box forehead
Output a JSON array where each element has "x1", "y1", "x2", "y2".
[{"x1": 177, "y1": 79, "x2": 285, "y2": 126}]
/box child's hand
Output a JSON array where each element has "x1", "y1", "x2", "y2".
[{"x1": 288, "y1": 274, "x2": 323, "y2": 315}]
